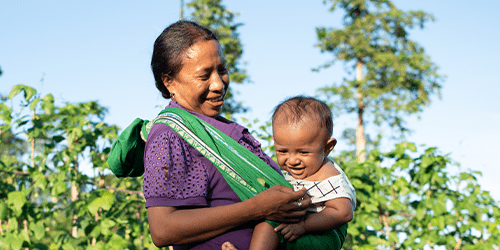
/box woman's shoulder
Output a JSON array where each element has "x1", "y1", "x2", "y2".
[{"x1": 144, "y1": 122, "x2": 186, "y2": 153}]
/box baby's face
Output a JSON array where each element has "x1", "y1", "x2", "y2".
[{"x1": 273, "y1": 120, "x2": 330, "y2": 180}]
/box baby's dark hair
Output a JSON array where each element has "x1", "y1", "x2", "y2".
[{"x1": 272, "y1": 96, "x2": 333, "y2": 138}]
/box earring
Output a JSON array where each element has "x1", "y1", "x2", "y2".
[{"x1": 171, "y1": 93, "x2": 175, "y2": 100}]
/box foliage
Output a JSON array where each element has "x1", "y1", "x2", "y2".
[
  {"x1": 315, "y1": 0, "x2": 445, "y2": 160},
  {"x1": 334, "y1": 142, "x2": 500, "y2": 249},
  {"x1": 0, "y1": 85, "x2": 155, "y2": 250},
  {"x1": 187, "y1": 0, "x2": 249, "y2": 119},
  {"x1": 2, "y1": 81, "x2": 499, "y2": 250},
  {"x1": 339, "y1": 127, "x2": 382, "y2": 160}
]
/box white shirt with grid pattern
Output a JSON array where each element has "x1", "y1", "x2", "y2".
[{"x1": 284, "y1": 160, "x2": 356, "y2": 213}]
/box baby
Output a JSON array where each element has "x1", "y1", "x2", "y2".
[{"x1": 223, "y1": 96, "x2": 356, "y2": 250}]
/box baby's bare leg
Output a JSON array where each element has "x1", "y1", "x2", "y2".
[{"x1": 249, "y1": 222, "x2": 280, "y2": 250}]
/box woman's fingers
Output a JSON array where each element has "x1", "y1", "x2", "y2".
[
  {"x1": 282, "y1": 230, "x2": 292, "y2": 241},
  {"x1": 253, "y1": 185, "x2": 311, "y2": 222},
  {"x1": 274, "y1": 223, "x2": 286, "y2": 232}
]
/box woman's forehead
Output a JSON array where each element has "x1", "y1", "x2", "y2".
[{"x1": 184, "y1": 40, "x2": 221, "y2": 59}]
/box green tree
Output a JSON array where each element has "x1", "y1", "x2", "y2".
[
  {"x1": 335, "y1": 142, "x2": 500, "y2": 249},
  {"x1": 0, "y1": 85, "x2": 154, "y2": 249},
  {"x1": 187, "y1": 0, "x2": 249, "y2": 119},
  {"x1": 315, "y1": 0, "x2": 444, "y2": 162}
]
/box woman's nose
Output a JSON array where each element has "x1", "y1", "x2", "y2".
[{"x1": 209, "y1": 73, "x2": 224, "y2": 92}]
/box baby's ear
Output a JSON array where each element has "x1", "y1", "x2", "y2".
[{"x1": 325, "y1": 138, "x2": 337, "y2": 155}]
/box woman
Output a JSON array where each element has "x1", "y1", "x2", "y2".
[{"x1": 144, "y1": 21, "x2": 309, "y2": 250}]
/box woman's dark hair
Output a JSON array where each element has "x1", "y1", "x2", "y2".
[
  {"x1": 151, "y1": 21, "x2": 218, "y2": 99},
  {"x1": 272, "y1": 96, "x2": 333, "y2": 138}
]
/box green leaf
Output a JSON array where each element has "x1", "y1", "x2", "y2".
[
  {"x1": 7, "y1": 191, "x2": 26, "y2": 216},
  {"x1": 30, "y1": 221, "x2": 45, "y2": 240},
  {"x1": 23, "y1": 86, "x2": 37, "y2": 102},
  {"x1": 101, "y1": 219, "x2": 115, "y2": 229},
  {"x1": 29, "y1": 97, "x2": 41, "y2": 111},
  {"x1": 421, "y1": 155, "x2": 432, "y2": 168},
  {"x1": 41, "y1": 93, "x2": 55, "y2": 114},
  {"x1": 8, "y1": 85, "x2": 24, "y2": 99},
  {"x1": 105, "y1": 234, "x2": 129, "y2": 249},
  {"x1": 88, "y1": 197, "x2": 102, "y2": 215},
  {"x1": 8, "y1": 84, "x2": 37, "y2": 102},
  {"x1": 32, "y1": 171, "x2": 48, "y2": 189},
  {"x1": 51, "y1": 181, "x2": 67, "y2": 197},
  {"x1": 11, "y1": 235, "x2": 23, "y2": 250},
  {"x1": 416, "y1": 208, "x2": 426, "y2": 220},
  {"x1": 53, "y1": 135, "x2": 65, "y2": 143},
  {"x1": 100, "y1": 191, "x2": 115, "y2": 211},
  {"x1": 89, "y1": 225, "x2": 102, "y2": 238},
  {"x1": 86, "y1": 242, "x2": 105, "y2": 250},
  {"x1": 20, "y1": 229, "x2": 31, "y2": 244},
  {"x1": 7, "y1": 217, "x2": 18, "y2": 232},
  {"x1": 0, "y1": 200, "x2": 8, "y2": 220}
]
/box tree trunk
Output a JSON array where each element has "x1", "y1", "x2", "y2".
[
  {"x1": 356, "y1": 59, "x2": 366, "y2": 162},
  {"x1": 72, "y1": 159, "x2": 78, "y2": 238}
]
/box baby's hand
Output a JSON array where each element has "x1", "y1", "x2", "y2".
[{"x1": 274, "y1": 221, "x2": 306, "y2": 242}]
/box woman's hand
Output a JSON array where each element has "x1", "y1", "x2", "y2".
[{"x1": 251, "y1": 185, "x2": 310, "y2": 223}]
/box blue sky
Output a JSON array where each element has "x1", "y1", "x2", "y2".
[{"x1": 1, "y1": 1, "x2": 499, "y2": 201}]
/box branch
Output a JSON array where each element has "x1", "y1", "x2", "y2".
[
  {"x1": 6, "y1": 171, "x2": 143, "y2": 196},
  {"x1": 104, "y1": 185, "x2": 143, "y2": 195}
]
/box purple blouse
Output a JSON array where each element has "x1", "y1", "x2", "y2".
[{"x1": 143, "y1": 101, "x2": 281, "y2": 250}]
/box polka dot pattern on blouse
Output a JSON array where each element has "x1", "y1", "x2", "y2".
[{"x1": 143, "y1": 129, "x2": 208, "y2": 200}]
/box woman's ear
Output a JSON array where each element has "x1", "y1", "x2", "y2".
[
  {"x1": 324, "y1": 138, "x2": 337, "y2": 155},
  {"x1": 162, "y1": 73, "x2": 174, "y2": 86},
  {"x1": 161, "y1": 73, "x2": 169, "y2": 84},
  {"x1": 162, "y1": 74, "x2": 174, "y2": 93}
]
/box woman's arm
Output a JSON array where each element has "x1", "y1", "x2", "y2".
[{"x1": 148, "y1": 185, "x2": 310, "y2": 247}]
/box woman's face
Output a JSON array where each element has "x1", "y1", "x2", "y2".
[{"x1": 164, "y1": 40, "x2": 229, "y2": 117}]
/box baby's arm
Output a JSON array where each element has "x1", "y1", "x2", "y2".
[{"x1": 275, "y1": 197, "x2": 353, "y2": 241}]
